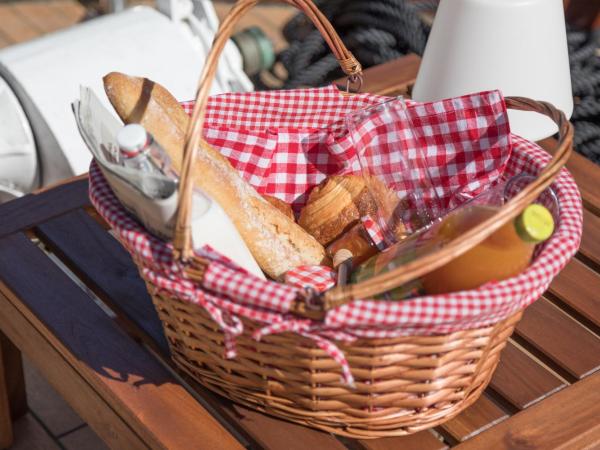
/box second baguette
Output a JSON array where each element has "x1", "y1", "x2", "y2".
[{"x1": 103, "y1": 72, "x2": 328, "y2": 278}]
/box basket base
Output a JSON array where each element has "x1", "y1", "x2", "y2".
[
  {"x1": 150, "y1": 289, "x2": 522, "y2": 439},
  {"x1": 175, "y1": 354, "x2": 497, "y2": 439}
]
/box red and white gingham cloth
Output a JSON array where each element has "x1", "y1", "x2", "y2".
[
  {"x1": 182, "y1": 86, "x2": 510, "y2": 213},
  {"x1": 360, "y1": 215, "x2": 387, "y2": 250},
  {"x1": 89, "y1": 87, "x2": 582, "y2": 385},
  {"x1": 285, "y1": 265, "x2": 336, "y2": 292}
]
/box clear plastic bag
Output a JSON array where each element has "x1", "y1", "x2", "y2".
[{"x1": 345, "y1": 97, "x2": 442, "y2": 247}]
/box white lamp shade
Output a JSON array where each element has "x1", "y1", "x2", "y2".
[{"x1": 412, "y1": 0, "x2": 573, "y2": 142}]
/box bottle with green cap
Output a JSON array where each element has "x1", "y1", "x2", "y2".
[
  {"x1": 349, "y1": 184, "x2": 556, "y2": 299},
  {"x1": 421, "y1": 202, "x2": 555, "y2": 295}
]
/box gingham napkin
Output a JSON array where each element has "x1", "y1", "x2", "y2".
[{"x1": 182, "y1": 86, "x2": 511, "y2": 213}]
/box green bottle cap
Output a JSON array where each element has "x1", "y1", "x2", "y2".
[{"x1": 514, "y1": 204, "x2": 555, "y2": 244}]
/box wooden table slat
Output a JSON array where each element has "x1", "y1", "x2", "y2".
[
  {"x1": 218, "y1": 405, "x2": 347, "y2": 450},
  {"x1": 564, "y1": 151, "x2": 600, "y2": 215},
  {"x1": 0, "y1": 336, "x2": 13, "y2": 448},
  {"x1": 0, "y1": 29, "x2": 12, "y2": 48},
  {"x1": 488, "y1": 342, "x2": 566, "y2": 410},
  {"x1": 358, "y1": 430, "x2": 448, "y2": 450},
  {"x1": 35, "y1": 208, "x2": 347, "y2": 450},
  {"x1": 0, "y1": 178, "x2": 89, "y2": 240},
  {"x1": 438, "y1": 394, "x2": 508, "y2": 443},
  {"x1": 580, "y1": 208, "x2": 600, "y2": 269},
  {"x1": 0, "y1": 333, "x2": 27, "y2": 421},
  {"x1": 515, "y1": 297, "x2": 600, "y2": 380},
  {"x1": 11, "y1": 2, "x2": 67, "y2": 33},
  {"x1": 549, "y1": 257, "x2": 600, "y2": 330},
  {"x1": 358, "y1": 53, "x2": 420, "y2": 96},
  {"x1": 48, "y1": 0, "x2": 86, "y2": 23},
  {"x1": 35, "y1": 209, "x2": 169, "y2": 353},
  {"x1": 454, "y1": 372, "x2": 600, "y2": 450},
  {"x1": 537, "y1": 138, "x2": 600, "y2": 215},
  {"x1": 0, "y1": 286, "x2": 147, "y2": 449},
  {"x1": 0, "y1": 5, "x2": 40, "y2": 43},
  {"x1": 0, "y1": 233, "x2": 244, "y2": 450}
]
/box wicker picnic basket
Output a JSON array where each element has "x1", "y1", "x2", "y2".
[{"x1": 89, "y1": 0, "x2": 582, "y2": 439}]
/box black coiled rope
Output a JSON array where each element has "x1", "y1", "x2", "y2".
[
  {"x1": 272, "y1": 0, "x2": 600, "y2": 164},
  {"x1": 568, "y1": 27, "x2": 600, "y2": 162},
  {"x1": 276, "y1": 0, "x2": 431, "y2": 88}
]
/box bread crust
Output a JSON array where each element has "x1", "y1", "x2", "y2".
[
  {"x1": 299, "y1": 175, "x2": 377, "y2": 246},
  {"x1": 103, "y1": 72, "x2": 327, "y2": 278},
  {"x1": 263, "y1": 195, "x2": 295, "y2": 221}
]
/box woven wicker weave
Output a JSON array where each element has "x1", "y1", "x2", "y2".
[
  {"x1": 120, "y1": 0, "x2": 574, "y2": 438},
  {"x1": 149, "y1": 281, "x2": 521, "y2": 437}
]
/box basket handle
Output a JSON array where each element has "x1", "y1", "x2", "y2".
[
  {"x1": 173, "y1": 0, "x2": 363, "y2": 259},
  {"x1": 292, "y1": 97, "x2": 574, "y2": 320}
]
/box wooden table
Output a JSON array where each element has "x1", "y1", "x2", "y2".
[{"x1": 0, "y1": 55, "x2": 599, "y2": 450}]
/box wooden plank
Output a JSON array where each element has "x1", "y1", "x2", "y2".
[
  {"x1": 33, "y1": 173, "x2": 88, "y2": 194},
  {"x1": 358, "y1": 431, "x2": 447, "y2": 450},
  {"x1": 454, "y1": 372, "x2": 600, "y2": 450},
  {"x1": 439, "y1": 394, "x2": 508, "y2": 443},
  {"x1": 0, "y1": 285, "x2": 147, "y2": 449},
  {"x1": 359, "y1": 53, "x2": 420, "y2": 96},
  {"x1": 220, "y1": 405, "x2": 346, "y2": 450},
  {"x1": 0, "y1": 178, "x2": 89, "y2": 239},
  {"x1": 48, "y1": 0, "x2": 86, "y2": 24},
  {"x1": 0, "y1": 332, "x2": 28, "y2": 449},
  {"x1": 38, "y1": 208, "x2": 349, "y2": 450},
  {"x1": 515, "y1": 297, "x2": 600, "y2": 380},
  {"x1": 538, "y1": 138, "x2": 600, "y2": 215},
  {"x1": 563, "y1": 152, "x2": 600, "y2": 215},
  {"x1": 0, "y1": 335, "x2": 14, "y2": 448},
  {"x1": 488, "y1": 341, "x2": 565, "y2": 410},
  {"x1": 580, "y1": 208, "x2": 600, "y2": 269},
  {"x1": 0, "y1": 333, "x2": 27, "y2": 420},
  {"x1": 35, "y1": 209, "x2": 169, "y2": 353},
  {"x1": 549, "y1": 258, "x2": 600, "y2": 329},
  {"x1": 11, "y1": 2, "x2": 67, "y2": 33},
  {"x1": 565, "y1": 0, "x2": 600, "y2": 30},
  {"x1": 0, "y1": 29, "x2": 12, "y2": 49},
  {"x1": 0, "y1": 6, "x2": 40, "y2": 44},
  {"x1": 0, "y1": 233, "x2": 244, "y2": 450}
]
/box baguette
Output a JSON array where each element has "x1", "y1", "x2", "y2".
[
  {"x1": 103, "y1": 72, "x2": 327, "y2": 278},
  {"x1": 262, "y1": 195, "x2": 295, "y2": 221}
]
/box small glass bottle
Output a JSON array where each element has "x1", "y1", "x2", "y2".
[
  {"x1": 327, "y1": 222, "x2": 379, "y2": 267},
  {"x1": 116, "y1": 124, "x2": 171, "y2": 175}
]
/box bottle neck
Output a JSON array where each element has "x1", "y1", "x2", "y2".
[{"x1": 120, "y1": 134, "x2": 151, "y2": 159}]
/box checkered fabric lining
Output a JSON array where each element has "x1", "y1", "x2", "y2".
[
  {"x1": 90, "y1": 88, "x2": 582, "y2": 384},
  {"x1": 182, "y1": 86, "x2": 510, "y2": 214},
  {"x1": 285, "y1": 265, "x2": 337, "y2": 292}
]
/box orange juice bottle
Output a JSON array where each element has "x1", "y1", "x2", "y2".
[
  {"x1": 350, "y1": 202, "x2": 555, "y2": 299},
  {"x1": 423, "y1": 203, "x2": 554, "y2": 294}
]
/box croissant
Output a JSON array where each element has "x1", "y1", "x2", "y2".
[{"x1": 299, "y1": 175, "x2": 377, "y2": 246}]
